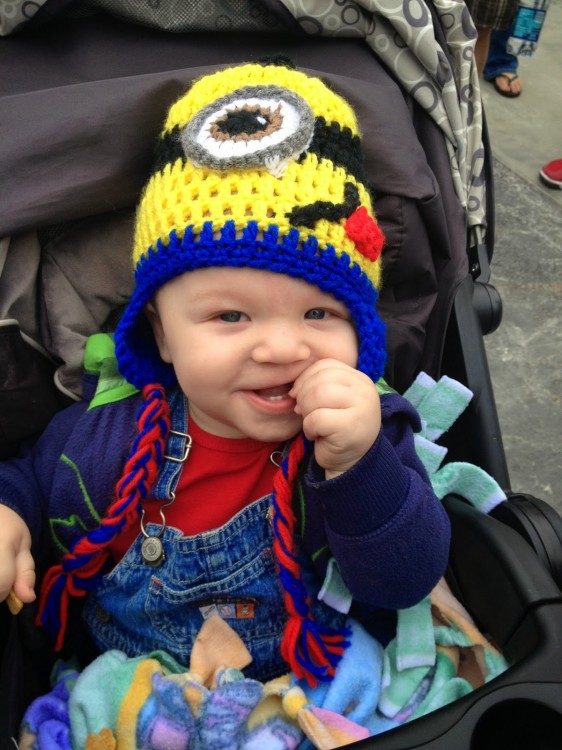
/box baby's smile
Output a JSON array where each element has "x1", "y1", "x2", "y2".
[{"x1": 254, "y1": 383, "x2": 294, "y2": 401}]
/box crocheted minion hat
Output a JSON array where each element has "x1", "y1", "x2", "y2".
[
  {"x1": 114, "y1": 56, "x2": 386, "y2": 388},
  {"x1": 38, "y1": 59, "x2": 386, "y2": 687}
]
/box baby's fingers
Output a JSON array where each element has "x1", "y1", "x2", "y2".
[
  {"x1": 0, "y1": 543, "x2": 16, "y2": 602},
  {"x1": 0, "y1": 506, "x2": 35, "y2": 604},
  {"x1": 12, "y1": 547, "x2": 36, "y2": 604}
]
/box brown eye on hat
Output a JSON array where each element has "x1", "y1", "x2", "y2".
[
  {"x1": 209, "y1": 103, "x2": 281, "y2": 142},
  {"x1": 180, "y1": 85, "x2": 314, "y2": 175}
]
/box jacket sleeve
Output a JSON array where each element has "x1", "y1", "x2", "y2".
[
  {"x1": 0, "y1": 401, "x2": 90, "y2": 550},
  {"x1": 302, "y1": 392, "x2": 451, "y2": 610}
]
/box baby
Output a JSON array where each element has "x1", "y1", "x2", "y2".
[{"x1": 0, "y1": 58, "x2": 450, "y2": 687}]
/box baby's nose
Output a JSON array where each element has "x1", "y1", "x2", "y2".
[{"x1": 252, "y1": 327, "x2": 311, "y2": 364}]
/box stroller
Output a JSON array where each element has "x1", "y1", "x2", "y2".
[{"x1": 1, "y1": 2, "x2": 561, "y2": 748}]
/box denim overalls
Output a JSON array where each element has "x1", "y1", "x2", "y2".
[{"x1": 83, "y1": 391, "x2": 345, "y2": 681}]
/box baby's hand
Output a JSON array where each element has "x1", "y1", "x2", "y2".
[
  {"x1": 0, "y1": 505, "x2": 35, "y2": 605},
  {"x1": 289, "y1": 359, "x2": 381, "y2": 479}
]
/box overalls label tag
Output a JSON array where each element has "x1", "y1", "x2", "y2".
[{"x1": 196, "y1": 597, "x2": 258, "y2": 620}]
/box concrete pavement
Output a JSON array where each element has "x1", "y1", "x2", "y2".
[{"x1": 478, "y1": 0, "x2": 562, "y2": 513}]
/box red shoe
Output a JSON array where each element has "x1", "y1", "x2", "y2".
[{"x1": 539, "y1": 158, "x2": 562, "y2": 189}]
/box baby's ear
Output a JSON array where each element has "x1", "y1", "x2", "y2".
[{"x1": 144, "y1": 301, "x2": 172, "y2": 363}]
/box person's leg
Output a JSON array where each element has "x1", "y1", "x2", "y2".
[
  {"x1": 484, "y1": 28, "x2": 517, "y2": 78},
  {"x1": 474, "y1": 26, "x2": 492, "y2": 76},
  {"x1": 483, "y1": 26, "x2": 523, "y2": 96}
]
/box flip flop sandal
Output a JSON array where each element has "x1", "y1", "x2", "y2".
[{"x1": 492, "y1": 73, "x2": 522, "y2": 98}]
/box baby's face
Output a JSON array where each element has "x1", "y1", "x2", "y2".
[{"x1": 147, "y1": 267, "x2": 358, "y2": 441}]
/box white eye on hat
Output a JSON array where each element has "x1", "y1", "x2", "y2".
[{"x1": 180, "y1": 85, "x2": 315, "y2": 176}]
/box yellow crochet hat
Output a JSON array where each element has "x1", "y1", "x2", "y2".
[{"x1": 115, "y1": 57, "x2": 386, "y2": 387}]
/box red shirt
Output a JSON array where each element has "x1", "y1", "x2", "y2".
[{"x1": 109, "y1": 418, "x2": 282, "y2": 560}]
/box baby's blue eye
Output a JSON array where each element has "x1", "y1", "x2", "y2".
[
  {"x1": 305, "y1": 309, "x2": 327, "y2": 320},
  {"x1": 220, "y1": 311, "x2": 243, "y2": 323}
]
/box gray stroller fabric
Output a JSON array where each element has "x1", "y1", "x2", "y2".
[
  {"x1": 0, "y1": 1, "x2": 47, "y2": 35},
  {"x1": 73, "y1": 0, "x2": 291, "y2": 32},
  {"x1": 0, "y1": 218, "x2": 134, "y2": 400},
  {"x1": 278, "y1": 0, "x2": 485, "y2": 248},
  {"x1": 0, "y1": 0, "x2": 298, "y2": 35},
  {"x1": 0, "y1": 0, "x2": 486, "y2": 248},
  {"x1": 0, "y1": 5, "x2": 470, "y2": 440}
]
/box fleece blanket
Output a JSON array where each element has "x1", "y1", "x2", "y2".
[{"x1": 18, "y1": 580, "x2": 507, "y2": 750}]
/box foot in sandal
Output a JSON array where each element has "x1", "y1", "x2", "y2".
[{"x1": 491, "y1": 72, "x2": 523, "y2": 98}]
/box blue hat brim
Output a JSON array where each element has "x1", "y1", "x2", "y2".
[{"x1": 114, "y1": 221, "x2": 386, "y2": 389}]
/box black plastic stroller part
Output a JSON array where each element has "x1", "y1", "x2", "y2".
[
  {"x1": 468, "y1": 239, "x2": 503, "y2": 336},
  {"x1": 0, "y1": 602, "x2": 54, "y2": 748},
  {"x1": 491, "y1": 492, "x2": 562, "y2": 591},
  {"x1": 0, "y1": 321, "x2": 72, "y2": 460},
  {"x1": 472, "y1": 280, "x2": 503, "y2": 336},
  {"x1": 354, "y1": 495, "x2": 562, "y2": 749},
  {"x1": 440, "y1": 276, "x2": 511, "y2": 491},
  {"x1": 443, "y1": 495, "x2": 561, "y2": 651}
]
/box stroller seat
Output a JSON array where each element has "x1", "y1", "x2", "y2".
[{"x1": 1, "y1": 5, "x2": 561, "y2": 748}]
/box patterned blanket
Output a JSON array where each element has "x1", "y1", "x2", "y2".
[{"x1": 18, "y1": 580, "x2": 507, "y2": 750}]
